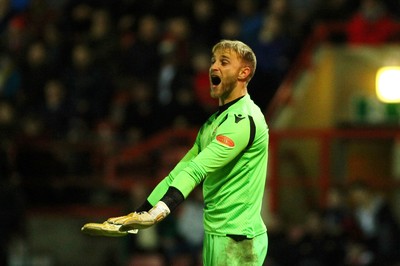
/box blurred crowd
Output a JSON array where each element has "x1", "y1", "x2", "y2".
[
  {"x1": 1, "y1": 0, "x2": 400, "y2": 265},
  {"x1": 1, "y1": 0, "x2": 399, "y2": 147},
  {"x1": 266, "y1": 181, "x2": 400, "y2": 266},
  {"x1": 97, "y1": 180, "x2": 400, "y2": 266}
]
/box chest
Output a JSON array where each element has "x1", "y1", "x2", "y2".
[{"x1": 200, "y1": 115, "x2": 225, "y2": 149}]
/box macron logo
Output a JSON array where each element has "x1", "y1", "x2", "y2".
[{"x1": 234, "y1": 114, "x2": 245, "y2": 123}]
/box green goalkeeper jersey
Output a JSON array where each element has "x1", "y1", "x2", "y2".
[{"x1": 148, "y1": 94, "x2": 269, "y2": 238}]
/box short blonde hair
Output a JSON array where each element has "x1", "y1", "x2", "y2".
[{"x1": 212, "y1": 40, "x2": 257, "y2": 82}]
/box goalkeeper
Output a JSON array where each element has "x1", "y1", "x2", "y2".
[{"x1": 83, "y1": 39, "x2": 269, "y2": 265}]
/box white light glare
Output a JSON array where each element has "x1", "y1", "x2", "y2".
[{"x1": 376, "y1": 67, "x2": 400, "y2": 103}]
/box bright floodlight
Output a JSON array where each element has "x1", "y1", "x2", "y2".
[{"x1": 376, "y1": 66, "x2": 400, "y2": 103}]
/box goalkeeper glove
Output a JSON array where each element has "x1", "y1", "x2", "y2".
[
  {"x1": 81, "y1": 221, "x2": 138, "y2": 237},
  {"x1": 108, "y1": 201, "x2": 170, "y2": 231}
]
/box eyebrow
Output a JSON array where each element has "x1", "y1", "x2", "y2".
[
  {"x1": 212, "y1": 54, "x2": 231, "y2": 62},
  {"x1": 211, "y1": 51, "x2": 234, "y2": 63}
]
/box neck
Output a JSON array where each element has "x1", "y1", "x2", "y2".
[
  {"x1": 219, "y1": 86, "x2": 247, "y2": 106},
  {"x1": 216, "y1": 95, "x2": 245, "y2": 117}
]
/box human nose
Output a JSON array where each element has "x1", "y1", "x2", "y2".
[{"x1": 210, "y1": 62, "x2": 218, "y2": 71}]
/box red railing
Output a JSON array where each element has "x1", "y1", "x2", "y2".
[
  {"x1": 265, "y1": 23, "x2": 347, "y2": 123},
  {"x1": 104, "y1": 127, "x2": 198, "y2": 191},
  {"x1": 265, "y1": 22, "x2": 400, "y2": 124}
]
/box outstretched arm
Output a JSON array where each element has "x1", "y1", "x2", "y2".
[{"x1": 81, "y1": 144, "x2": 199, "y2": 237}]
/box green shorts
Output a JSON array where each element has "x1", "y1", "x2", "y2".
[{"x1": 202, "y1": 232, "x2": 268, "y2": 266}]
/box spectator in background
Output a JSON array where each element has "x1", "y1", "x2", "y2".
[
  {"x1": 188, "y1": 0, "x2": 221, "y2": 48},
  {"x1": 296, "y1": 210, "x2": 328, "y2": 266},
  {"x1": 322, "y1": 185, "x2": 360, "y2": 243},
  {"x1": 346, "y1": 0, "x2": 399, "y2": 45},
  {"x1": 0, "y1": 0, "x2": 15, "y2": 36},
  {"x1": 252, "y1": 13, "x2": 296, "y2": 110},
  {"x1": 0, "y1": 99, "x2": 17, "y2": 142},
  {"x1": 156, "y1": 22, "x2": 193, "y2": 128},
  {"x1": 384, "y1": 0, "x2": 400, "y2": 19},
  {"x1": 120, "y1": 79, "x2": 158, "y2": 141},
  {"x1": 191, "y1": 49, "x2": 219, "y2": 115},
  {"x1": 311, "y1": 0, "x2": 359, "y2": 43},
  {"x1": 116, "y1": 14, "x2": 161, "y2": 84},
  {"x1": 39, "y1": 79, "x2": 71, "y2": 139},
  {"x1": 313, "y1": 0, "x2": 358, "y2": 24},
  {"x1": 20, "y1": 40, "x2": 55, "y2": 112},
  {"x1": 60, "y1": 2, "x2": 93, "y2": 43},
  {"x1": 345, "y1": 240, "x2": 374, "y2": 266},
  {"x1": 169, "y1": 87, "x2": 209, "y2": 129},
  {"x1": 86, "y1": 8, "x2": 117, "y2": 67},
  {"x1": 42, "y1": 22, "x2": 68, "y2": 73},
  {"x1": 348, "y1": 180, "x2": 400, "y2": 266},
  {"x1": 219, "y1": 16, "x2": 242, "y2": 41},
  {"x1": 280, "y1": 222, "x2": 305, "y2": 265},
  {"x1": 0, "y1": 167, "x2": 26, "y2": 266},
  {"x1": 293, "y1": 209, "x2": 348, "y2": 266},
  {"x1": 0, "y1": 54, "x2": 21, "y2": 103},
  {"x1": 264, "y1": 0, "x2": 295, "y2": 33},
  {"x1": 234, "y1": 0, "x2": 264, "y2": 48},
  {"x1": 25, "y1": 0, "x2": 56, "y2": 39},
  {"x1": 156, "y1": 49, "x2": 178, "y2": 110},
  {"x1": 264, "y1": 213, "x2": 289, "y2": 266},
  {"x1": 321, "y1": 185, "x2": 357, "y2": 266},
  {"x1": 62, "y1": 42, "x2": 114, "y2": 130},
  {"x1": 1, "y1": 14, "x2": 30, "y2": 60},
  {"x1": 115, "y1": 13, "x2": 135, "y2": 56},
  {"x1": 287, "y1": 0, "x2": 319, "y2": 36},
  {"x1": 159, "y1": 16, "x2": 193, "y2": 68},
  {"x1": 241, "y1": 0, "x2": 298, "y2": 110}
]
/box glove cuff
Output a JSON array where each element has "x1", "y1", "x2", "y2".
[
  {"x1": 136, "y1": 200, "x2": 153, "y2": 212},
  {"x1": 149, "y1": 201, "x2": 170, "y2": 223},
  {"x1": 161, "y1": 186, "x2": 185, "y2": 212}
]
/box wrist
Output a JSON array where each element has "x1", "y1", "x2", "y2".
[
  {"x1": 135, "y1": 200, "x2": 153, "y2": 212},
  {"x1": 149, "y1": 201, "x2": 170, "y2": 223},
  {"x1": 160, "y1": 186, "x2": 185, "y2": 212}
]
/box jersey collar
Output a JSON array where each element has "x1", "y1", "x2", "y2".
[{"x1": 215, "y1": 95, "x2": 245, "y2": 117}]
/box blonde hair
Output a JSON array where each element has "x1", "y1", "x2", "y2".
[{"x1": 212, "y1": 40, "x2": 257, "y2": 82}]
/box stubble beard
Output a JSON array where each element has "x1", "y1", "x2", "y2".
[{"x1": 210, "y1": 76, "x2": 237, "y2": 101}]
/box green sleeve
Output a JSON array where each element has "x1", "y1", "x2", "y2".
[{"x1": 147, "y1": 143, "x2": 199, "y2": 205}]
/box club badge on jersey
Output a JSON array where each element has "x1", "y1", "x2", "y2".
[{"x1": 216, "y1": 135, "x2": 235, "y2": 147}]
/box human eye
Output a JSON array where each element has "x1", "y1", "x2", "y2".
[
  {"x1": 221, "y1": 59, "x2": 229, "y2": 66},
  {"x1": 211, "y1": 56, "x2": 216, "y2": 64},
  {"x1": 220, "y1": 55, "x2": 230, "y2": 66}
]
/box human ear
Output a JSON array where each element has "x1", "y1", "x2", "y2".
[{"x1": 238, "y1": 66, "x2": 251, "y2": 81}]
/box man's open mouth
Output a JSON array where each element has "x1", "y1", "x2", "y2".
[{"x1": 211, "y1": 76, "x2": 221, "y2": 85}]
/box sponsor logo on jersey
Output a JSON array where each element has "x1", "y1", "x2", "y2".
[{"x1": 216, "y1": 135, "x2": 235, "y2": 147}]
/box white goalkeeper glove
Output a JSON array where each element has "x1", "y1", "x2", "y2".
[
  {"x1": 107, "y1": 201, "x2": 170, "y2": 231},
  {"x1": 81, "y1": 221, "x2": 138, "y2": 237}
]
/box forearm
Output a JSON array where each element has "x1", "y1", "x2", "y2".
[
  {"x1": 108, "y1": 145, "x2": 199, "y2": 231},
  {"x1": 147, "y1": 178, "x2": 169, "y2": 206},
  {"x1": 147, "y1": 144, "x2": 199, "y2": 205}
]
